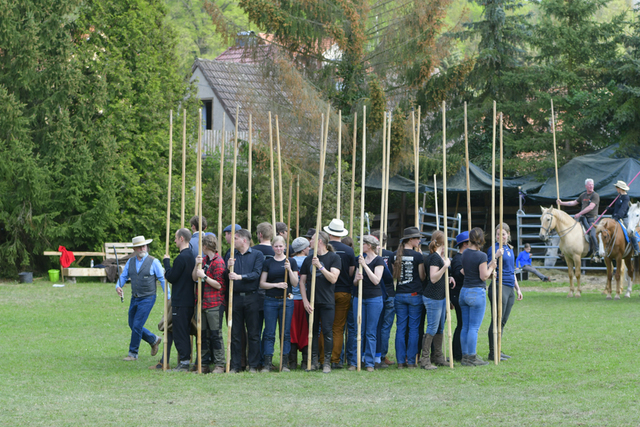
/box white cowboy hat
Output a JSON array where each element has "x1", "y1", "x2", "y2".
[
  {"x1": 130, "y1": 235, "x2": 153, "y2": 248},
  {"x1": 613, "y1": 180, "x2": 629, "y2": 191},
  {"x1": 323, "y1": 218, "x2": 349, "y2": 237}
]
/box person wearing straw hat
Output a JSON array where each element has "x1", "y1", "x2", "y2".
[
  {"x1": 391, "y1": 226, "x2": 426, "y2": 368},
  {"x1": 323, "y1": 218, "x2": 356, "y2": 370},
  {"x1": 116, "y1": 236, "x2": 168, "y2": 362},
  {"x1": 611, "y1": 180, "x2": 640, "y2": 256},
  {"x1": 557, "y1": 178, "x2": 600, "y2": 258}
]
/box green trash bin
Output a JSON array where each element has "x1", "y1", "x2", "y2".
[{"x1": 48, "y1": 269, "x2": 60, "y2": 282}]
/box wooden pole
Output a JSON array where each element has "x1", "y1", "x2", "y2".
[
  {"x1": 296, "y1": 175, "x2": 300, "y2": 238},
  {"x1": 464, "y1": 102, "x2": 472, "y2": 232},
  {"x1": 181, "y1": 109, "x2": 186, "y2": 228},
  {"x1": 276, "y1": 115, "x2": 284, "y2": 223},
  {"x1": 442, "y1": 101, "x2": 454, "y2": 369},
  {"x1": 225, "y1": 107, "x2": 239, "y2": 373},
  {"x1": 196, "y1": 110, "x2": 203, "y2": 374},
  {"x1": 337, "y1": 110, "x2": 342, "y2": 219},
  {"x1": 269, "y1": 112, "x2": 277, "y2": 228},
  {"x1": 217, "y1": 113, "x2": 225, "y2": 245},
  {"x1": 384, "y1": 112, "x2": 391, "y2": 249},
  {"x1": 194, "y1": 112, "x2": 200, "y2": 218},
  {"x1": 498, "y1": 112, "x2": 504, "y2": 358},
  {"x1": 163, "y1": 110, "x2": 173, "y2": 372},
  {"x1": 248, "y1": 114, "x2": 252, "y2": 233},
  {"x1": 279, "y1": 180, "x2": 293, "y2": 371},
  {"x1": 413, "y1": 110, "x2": 419, "y2": 228},
  {"x1": 357, "y1": 106, "x2": 366, "y2": 372},
  {"x1": 434, "y1": 175, "x2": 439, "y2": 230},
  {"x1": 416, "y1": 106, "x2": 421, "y2": 230},
  {"x1": 491, "y1": 101, "x2": 498, "y2": 365},
  {"x1": 379, "y1": 110, "x2": 387, "y2": 256},
  {"x1": 551, "y1": 100, "x2": 560, "y2": 210},
  {"x1": 349, "y1": 112, "x2": 357, "y2": 238},
  {"x1": 307, "y1": 111, "x2": 329, "y2": 370}
]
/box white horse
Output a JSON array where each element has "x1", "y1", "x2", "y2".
[{"x1": 622, "y1": 202, "x2": 640, "y2": 297}]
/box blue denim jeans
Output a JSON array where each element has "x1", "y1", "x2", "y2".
[
  {"x1": 346, "y1": 297, "x2": 357, "y2": 365},
  {"x1": 128, "y1": 295, "x2": 157, "y2": 357},
  {"x1": 350, "y1": 296, "x2": 384, "y2": 368},
  {"x1": 262, "y1": 296, "x2": 294, "y2": 357},
  {"x1": 423, "y1": 296, "x2": 446, "y2": 336},
  {"x1": 380, "y1": 296, "x2": 395, "y2": 359},
  {"x1": 394, "y1": 293, "x2": 422, "y2": 364},
  {"x1": 459, "y1": 287, "x2": 486, "y2": 356}
]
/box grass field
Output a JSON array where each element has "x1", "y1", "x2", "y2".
[{"x1": 1, "y1": 276, "x2": 640, "y2": 426}]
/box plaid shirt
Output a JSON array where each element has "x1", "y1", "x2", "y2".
[{"x1": 198, "y1": 253, "x2": 226, "y2": 309}]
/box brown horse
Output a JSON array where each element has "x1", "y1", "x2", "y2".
[
  {"x1": 595, "y1": 218, "x2": 634, "y2": 300},
  {"x1": 539, "y1": 207, "x2": 589, "y2": 297}
]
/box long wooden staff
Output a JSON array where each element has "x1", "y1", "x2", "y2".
[
  {"x1": 337, "y1": 110, "x2": 342, "y2": 219},
  {"x1": 279, "y1": 180, "x2": 293, "y2": 371},
  {"x1": 307, "y1": 111, "x2": 329, "y2": 370},
  {"x1": 196, "y1": 110, "x2": 203, "y2": 374},
  {"x1": 416, "y1": 106, "x2": 421, "y2": 229},
  {"x1": 434, "y1": 175, "x2": 439, "y2": 230},
  {"x1": 379, "y1": 110, "x2": 387, "y2": 255},
  {"x1": 464, "y1": 102, "x2": 471, "y2": 231},
  {"x1": 269, "y1": 112, "x2": 277, "y2": 228},
  {"x1": 384, "y1": 112, "x2": 391, "y2": 248},
  {"x1": 413, "y1": 110, "x2": 419, "y2": 228},
  {"x1": 498, "y1": 112, "x2": 504, "y2": 358},
  {"x1": 195, "y1": 113, "x2": 200, "y2": 217},
  {"x1": 225, "y1": 106, "x2": 239, "y2": 373},
  {"x1": 248, "y1": 114, "x2": 252, "y2": 233},
  {"x1": 276, "y1": 115, "x2": 284, "y2": 223},
  {"x1": 296, "y1": 175, "x2": 300, "y2": 237},
  {"x1": 349, "y1": 112, "x2": 357, "y2": 238},
  {"x1": 491, "y1": 101, "x2": 498, "y2": 365},
  {"x1": 181, "y1": 109, "x2": 186, "y2": 228},
  {"x1": 163, "y1": 110, "x2": 173, "y2": 371},
  {"x1": 357, "y1": 106, "x2": 366, "y2": 372},
  {"x1": 217, "y1": 113, "x2": 226, "y2": 245},
  {"x1": 551, "y1": 100, "x2": 560, "y2": 210},
  {"x1": 442, "y1": 101, "x2": 454, "y2": 368}
]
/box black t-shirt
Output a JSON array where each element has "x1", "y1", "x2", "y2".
[
  {"x1": 353, "y1": 255, "x2": 385, "y2": 299},
  {"x1": 423, "y1": 252, "x2": 447, "y2": 300},
  {"x1": 461, "y1": 249, "x2": 488, "y2": 288},
  {"x1": 381, "y1": 249, "x2": 395, "y2": 298},
  {"x1": 300, "y1": 251, "x2": 341, "y2": 305},
  {"x1": 252, "y1": 245, "x2": 274, "y2": 295},
  {"x1": 390, "y1": 249, "x2": 424, "y2": 295},
  {"x1": 450, "y1": 252, "x2": 463, "y2": 299},
  {"x1": 262, "y1": 257, "x2": 299, "y2": 298},
  {"x1": 330, "y1": 240, "x2": 357, "y2": 294},
  {"x1": 577, "y1": 191, "x2": 600, "y2": 219}
]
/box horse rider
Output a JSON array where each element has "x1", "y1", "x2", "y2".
[
  {"x1": 610, "y1": 180, "x2": 640, "y2": 256},
  {"x1": 557, "y1": 178, "x2": 599, "y2": 259}
]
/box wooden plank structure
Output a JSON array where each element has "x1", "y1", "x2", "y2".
[{"x1": 44, "y1": 242, "x2": 134, "y2": 282}]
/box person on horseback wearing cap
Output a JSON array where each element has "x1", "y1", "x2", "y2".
[
  {"x1": 611, "y1": 181, "x2": 640, "y2": 257},
  {"x1": 557, "y1": 178, "x2": 599, "y2": 259}
]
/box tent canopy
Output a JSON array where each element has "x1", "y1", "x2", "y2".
[{"x1": 365, "y1": 170, "x2": 429, "y2": 193}]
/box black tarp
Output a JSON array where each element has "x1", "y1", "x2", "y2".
[{"x1": 365, "y1": 170, "x2": 429, "y2": 193}]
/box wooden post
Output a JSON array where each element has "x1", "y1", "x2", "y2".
[
  {"x1": 551, "y1": 100, "x2": 560, "y2": 210},
  {"x1": 384, "y1": 112, "x2": 391, "y2": 248},
  {"x1": 464, "y1": 102, "x2": 471, "y2": 232},
  {"x1": 349, "y1": 113, "x2": 357, "y2": 238},
  {"x1": 196, "y1": 110, "x2": 203, "y2": 374},
  {"x1": 225, "y1": 107, "x2": 239, "y2": 373},
  {"x1": 307, "y1": 112, "x2": 329, "y2": 371},
  {"x1": 379, "y1": 110, "x2": 387, "y2": 256},
  {"x1": 248, "y1": 114, "x2": 252, "y2": 233},
  {"x1": 296, "y1": 175, "x2": 300, "y2": 238},
  {"x1": 491, "y1": 101, "x2": 498, "y2": 365},
  {"x1": 194, "y1": 110, "x2": 200, "y2": 218},
  {"x1": 413, "y1": 110, "x2": 419, "y2": 228},
  {"x1": 279, "y1": 180, "x2": 293, "y2": 371},
  {"x1": 434, "y1": 175, "x2": 439, "y2": 230},
  {"x1": 269, "y1": 112, "x2": 277, "y2": 228},
  {"x1": 498, "y1": 112, "x2": 504, "y2": 358},
  {"x1": 357, "y1": 106, "x2": 366, "y2": 372},
  {"x1": 217, "y1": 113, "x2": 225, "y2": 246},
  {"x1": 276, "y1": 115, "x2": 284, "y2": 223},
  {"x1": 416, "y1": 106, "x2": 421, "y2": 230},
  {"x1": 181, "y1": 109, "x2": 186, "y2": 228},
  {"x1": 442, "y1": 101, "x2": 454, "y2": 369},
  {"x1": 163, "y1": 110, "x2": 173, "y2": 372},
  {"x1": 337, "y1": 110, "x2": 342, "y2": 219}
]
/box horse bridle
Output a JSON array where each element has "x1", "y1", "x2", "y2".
[{"x1": 540, "y1": 211, "x2": 579, "y2": 239}]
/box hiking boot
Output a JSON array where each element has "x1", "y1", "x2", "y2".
[
  {"x1": 419, "y1": 334, "x2": 436, "y2": 370},
  {"x1": 348, "y1": 365, "x2": 357, "y2": 371},
  {"x1": 281, "y1": 359, "x2": 291, "y2": 372},
  {"x1": 150, "y1": 336, "x2": 161, "y2": 357},
  {"x1": 470, "y1": 354, "x2": 489, "y2": 366},
  {"x1": 383, "y1": 357, "x2": 394, "y2": 365},
  {"x1": 397, "y1": 363, "x2": 407, "y2": 369},
  {"x1": 460, "y1": 355, "x2": 475, "y2": 366},
  {"x1": 123, "y1": 355, "x2": 137, "y2": 362},
  {"x1": 212, "y1": 366, "x2": 225, "y2": 374},
  {"x1": 331, "y1": 362, "x2": 343, "y2": 369},
  {"x1": 407, "y1": 363, "x2": 417, "y2": 369},
  {"x1": 173, "y1": 361, "x2": 190, "y2": 372},
  {"x1": 261, "y1": 356, "x2": 272, "y2": 373},
  {"x1": 289, "y1": 344, "x2": 298, "y2": 370},
  {"x1": 374, "y1": 362, "x2": 388, "y2": 369},
  {"x1": 322, "y1": 353, "x2": 332, "y2": 373},
  {"x1": 366, "y1": 366, "x2": 375, "y2": 372},
  {"x1": 306, "y1": 354, "x2": 319, "y2": 371}
]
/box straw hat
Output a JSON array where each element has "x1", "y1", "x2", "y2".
[
  {"x1": 400, "y1": 226, "x2": 422, "y2": 242},
  {"x1": 130, "y1": 236, "x2": 153, "y2": 248},
  {"x1": 613, "y1": 180, "x2": 629, "y2": 191},
  {"x1": 323, "y1": 218, "x2": 349, "y2": 237}
]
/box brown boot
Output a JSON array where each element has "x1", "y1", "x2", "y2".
[
  {"x1": 431, "y1": 334, "x2": 447, "y2": 366},
  {"x1": 419, "y1": 334, "x2": 437, "y2": 370}
]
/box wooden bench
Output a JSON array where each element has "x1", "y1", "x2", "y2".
[{"x1": 44, "y1": 242, "x2": 133, "y2": 282}]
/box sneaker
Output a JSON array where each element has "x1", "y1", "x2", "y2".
[
  {"x1": 397, "y1": 363, "x2": 407, "y2": 369},
  {"x1": 460, "y1": 355, "x2": 475, "y2": 366},
  {"x1": 348, "y1": 365, "x2": 357, "y2": 371},
  {"x1": 366, "y1": 366, "x2": 375, "y2": 372},
  {"x1": 173, "y1": 361, "x2": 190, "y2": 372},
  {"x1": 488, "y1": 353, "x2": 508, "y2": 361},
  {"x1": 322, "y1": 364, "x2": 331, "y2": 374},
  {"x1": 331, "y1": 362, "x2": 343, "y2": 369},
  {"x1": 212, "y1": 366, "x2": 225, "y2": 374},
  {"x1": 501, "y1": 352, "x2": 511, "y2": 359},
  {"x1": 123, "y1": 355, "x2": 137, "y2": 361},
  {"x1": 249, "y1": 367, "x2": 258, "y2": 373},
  {"x1": 471, "y1": 355, "x2": 489, "y2": 366},
  {"x1": 150, "y1": 336, "x2": 161, "y2": 356},
  {"x1": 374, "y1": 362, "x2": 388, "y2": 369},
  {"x1": 407, "y1": 364, "x2": 417, "y2": 369}
]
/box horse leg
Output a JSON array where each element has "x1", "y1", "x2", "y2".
[
  {"x1": 614, "y1": 257, "x2": 623, "y2": 300},
  {"x1": 566, "y1": 257, "x2": 575, "y2": 298},
  {"x1": 573, "y1": 255, "x2": 582, "y2": 298},
  {"x1": 604, "y1": 258, "x2": 613, "y2": 300},
  {"x1": 624, "y1": 258, "x2": 633, "y2": 298}
]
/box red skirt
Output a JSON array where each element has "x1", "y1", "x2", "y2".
[{"x1": 289, "y1": 299, "x2": 309, "y2": 348}]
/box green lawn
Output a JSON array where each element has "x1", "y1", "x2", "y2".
[{"x1": 1, "y1": 278, "x2": 639, "y2": 426}]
